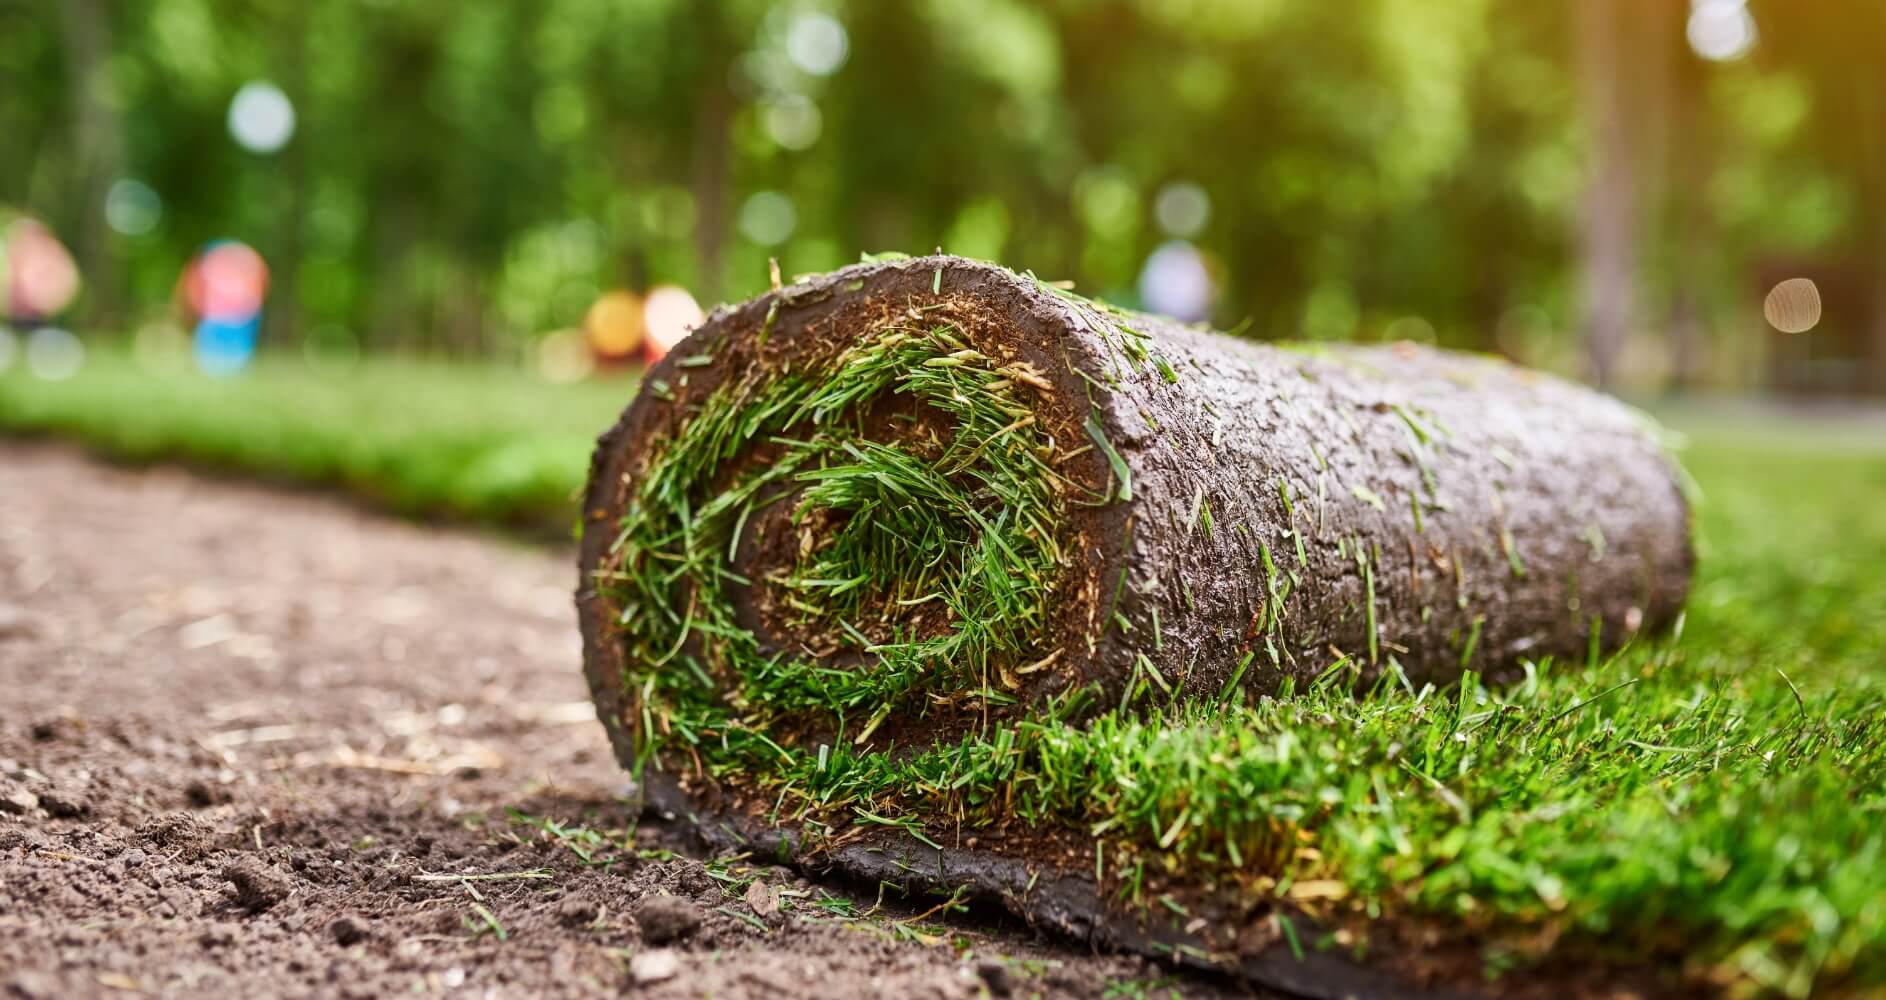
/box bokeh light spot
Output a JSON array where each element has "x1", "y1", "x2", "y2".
[
  {"x1": 534, "y1": 83, "x2": 589, "y2": 143},
  {"x1": 1154, "y1": 182, "x2": 1212, "y2": 239},
  {"x1": 643, "y1": 284, "x2": 705, "y2": 362},
  {"x1": 763, "y1": 95, "x2": 823, "y2": 151},
  {"x1": 585, "y1": 290, "x2": 646, "y2": 359},
  {"x1": 105, "y1": 179, "x2": 163, "y2": 236},
  {"x1": 1764, "y1": 278, "x2": 1821, "y2": 334},
  {"x1": 1687, "y1": 0, "x2": 1757, "y2": 62},
  {"x1": 537, "y1": 329, "x2": 594, "y2": 383},
  {"x1": 228, "y1": 81, "x2": 296, "y2": 153},
  {"x1": 26, "y1": 327, "x2": 84, "y2": 381},
  {"x1": 1073, "y1": 166, "x2": 1140, "y2": 239},
  {"x1": 1138, "y1": 241, "x2": 1215, "y2": 323},
  {"x1": 739, "y1": 191, "x2": 798, "y2": 246},
  {"x1": 943, "y1": 198, "x2": 1011, "y2": 262},
  {"x1": 785, "y1": 12, "x2": 849, "y2": 76},
  {"x1": 1383, "y1": 315, "x2": 1438, "y2": 345}
]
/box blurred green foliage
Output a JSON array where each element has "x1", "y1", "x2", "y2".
[{"x1": 5, "y1": 1, "x2": 1886, "y2": 388}]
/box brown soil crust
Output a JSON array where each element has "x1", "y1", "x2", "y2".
[{"x1": 0, "y1": 442, "x2": 1248, "y2": 999}]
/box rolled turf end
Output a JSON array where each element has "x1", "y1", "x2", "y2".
[{"x1": 576, "y1": 254, "x2": 1693, "y2": 998}]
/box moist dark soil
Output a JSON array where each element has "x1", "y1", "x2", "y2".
[{"x1": 0, "y1": 442, "x2": 1248, "y2": 999}]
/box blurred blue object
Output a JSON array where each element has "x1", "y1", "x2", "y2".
[{"x1": 194, "y1": 314, "x2": 259, "y2": 376}]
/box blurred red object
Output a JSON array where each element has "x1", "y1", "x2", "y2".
[
  {"x1": 4, "y1": 219, "x2": 80, "y2": 322},
  {"x1": 183, "y1": 241, "x2": 270, "y2": 322}
]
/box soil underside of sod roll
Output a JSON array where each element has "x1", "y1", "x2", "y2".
[{"x1": 576, "y1": 255, "x2": 1694, "y2": 998}]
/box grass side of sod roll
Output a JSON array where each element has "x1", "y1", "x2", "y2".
[
  {"x1": 5, "y1": 349, "x2": 1884, "y2": 993},
  {"x1": 597, "y1": 324, "x2": 1072, "y2": 738}
]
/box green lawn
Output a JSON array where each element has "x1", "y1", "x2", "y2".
[
  {"x1": 0, "y1": 350, "x2": 635, "y2": 532},
  {"x1": 3, "y1": 353, "x2": 1881, "y2": 994}
]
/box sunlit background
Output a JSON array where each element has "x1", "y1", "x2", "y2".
[{"x1": 3, "y1": 0, "x2": 1883, "y2": 395}]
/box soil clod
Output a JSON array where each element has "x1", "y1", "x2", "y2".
[
  {"x1": 634, "y1": 895, "x2": 702, "y2": 944},
  {"x1": 0, "y1": 784, "x2": 37, "y2": 815},
  {"x1": 222, "y1": 860, "x2": 291, "y2": 913},
  {"x1": 329, "y1": 915, "x2": 369, "y2": 946},
  {"x1": 137, "y1": 813, "x2": 206, "y2": 851},
  {"x1": 556, "y1": 895, "x2": 600, "y2": 928},
  {"x1": 184, "y1": 779, "x2": 222, "y2": 809},
  {"x1": 36, "y1": 788, "x2": 88, "y2": 818}
]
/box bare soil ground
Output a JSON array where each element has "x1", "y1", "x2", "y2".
[{"x1": 0, "y1": 442, "x2": 1243, "y2": 999}]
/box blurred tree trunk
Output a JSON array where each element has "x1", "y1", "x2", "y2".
[
  {"x1": 1865, "y1": 67, "x2": 1886, "y2": 395},
  {"x1": 1661, "y1": 7, "x2": 1712, "y2": 391},
  {"x1": 268, "y1": 3, "x2": 311, "y2": 351},
  {"x1": 689, "y1": 0, "x2": 732, "y2": 302},
  {"x1": 59, "y1": 0, "x2": 122, "y2": 330},
  {"x1": 1666, "y1": 231, "x2": 1712, "y2": 391},
  {"x1": 1573, "y1": 0, "x2": 1642, "y2": 390},
  {"x1": 443, "y1": 270, "x2": 488, "y2": 356},
  {"x1": 370, "y1": 200, "x2": 421, "y2": 352}
]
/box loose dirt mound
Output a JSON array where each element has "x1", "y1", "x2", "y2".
[{"x1": 0, "y1": 443, "x2": 1222, "y2": 999}]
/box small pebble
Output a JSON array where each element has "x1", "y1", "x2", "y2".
[
  {"x1": 744, "y1": 879, "x2": 778, "y2": 918},
  {"x1": 0, "y1": 604, "x2": 37, "y2": 640},
  {"x1": 630, "y1": 948, "x2": 680, "y2": 985}
]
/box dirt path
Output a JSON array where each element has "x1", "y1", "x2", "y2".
[{"x1": 0, "y1": 443, "x2": 1232, "y2": 999}]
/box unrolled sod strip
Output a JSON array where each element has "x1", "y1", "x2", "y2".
[{"x1": 576, "y1": 255, "x2": 1692, "y2": 996}]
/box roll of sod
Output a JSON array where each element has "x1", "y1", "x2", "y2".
[{"x1": 577, "y1": 255, "x2": 1692, "y2": 997}]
